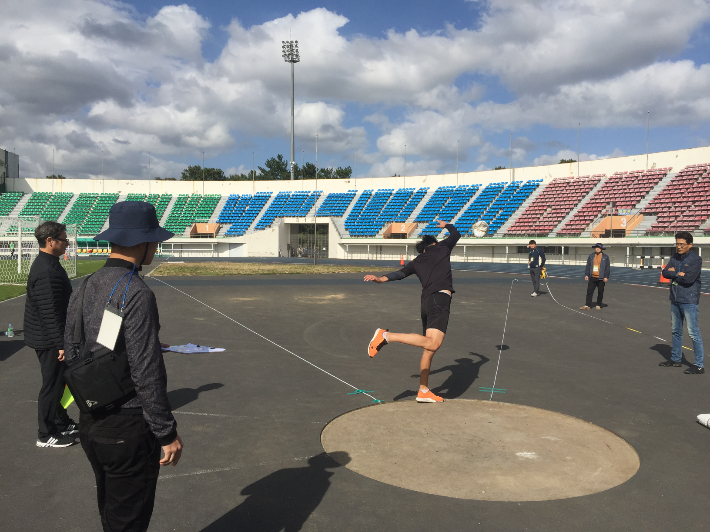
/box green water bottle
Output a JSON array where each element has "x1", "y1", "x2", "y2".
[{"x1": 7, "y1": 324, "x2": 14, "y2": 338}]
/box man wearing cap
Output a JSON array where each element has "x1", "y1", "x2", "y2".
[
  {"x1": 580, "y1": 243, "x2": 610, "y2": 310},
  {"x1": 64, "y1": 201, "x2": 183, "y2": 531},
  {"x1": 527, "y1": 240, "x2": 546, "y2": 297}
]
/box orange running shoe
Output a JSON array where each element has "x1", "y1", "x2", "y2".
[
  {"x1": 368, "y1": 328, "x2": 388, "y2": 358},
  {"x1": 416, "y1": 389, "x2": 443, "y2": 403}
]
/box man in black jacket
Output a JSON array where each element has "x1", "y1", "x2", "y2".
[
  {"x1": 580, "y1": 243, "x2": 611, "y2": 310},
  {"x1": 64, "y1": 201, "x2": 182, "y2": 532},
  {"x1": 364, "y1": 221, "x2": 459, "y2": 403},
  {"x1": 527, "y1": 240, "x2": 546, "y2": 297},
  {"x1": 25, "y1": 221, "x2": 76, "y2": 448}
]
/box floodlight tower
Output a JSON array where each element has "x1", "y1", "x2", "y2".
[{"x1": 282, "y1": 40, "x2": 300, "y2": 180}]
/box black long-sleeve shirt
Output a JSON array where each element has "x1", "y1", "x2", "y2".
[
  {"x1": 24, "y1": 251, "x2": 73, "y2": 350},
  {"x1": 385, "y1": 224, "x2": 461, "y2": 299},
  {"x1": 64, "y1": 258, "x2": 177, "y2": 445}
]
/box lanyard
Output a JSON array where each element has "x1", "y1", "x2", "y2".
[{"x1": 107, "y1": 267, "x2": 136, "y2": 312}]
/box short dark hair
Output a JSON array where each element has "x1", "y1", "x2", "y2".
[
  {"x1": 675, "y1": 231, "x2": 693, "y2": 244},
  {"x1": 416, "y1": 235, "x2": 437, "y2": 254},
  {"x1": 529, "y1": 239, "x2": 536, "y2": 245},
  {"x1": 35, "y1": 221, "x2": 67, "y2": 247}
]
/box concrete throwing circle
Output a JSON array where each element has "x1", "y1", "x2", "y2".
[{"x1": 321, "y1": 400, "x2": 639, "y2": 501}]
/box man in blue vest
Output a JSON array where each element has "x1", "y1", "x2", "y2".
[{"x1": 527, "y1": 240, "x2": 545, "y2": 297}]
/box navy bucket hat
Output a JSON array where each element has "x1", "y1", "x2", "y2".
[
  {"x1": 592, "y1": 243, "x2": 606, "y2": 250},
  {"x1": 95, "y1": 201, "x2": 174, "y2": 247}
]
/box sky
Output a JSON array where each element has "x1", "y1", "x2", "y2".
[{"x1": 1, "y1": 0, "x2": 710, "y2": 181}]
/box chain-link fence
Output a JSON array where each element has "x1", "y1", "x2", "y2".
[{"x1": 0, "y1": 216, "x2": 76, "y2": 284}]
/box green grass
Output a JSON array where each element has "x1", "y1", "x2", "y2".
[{"x1": 0, "y1": 260, "x2": 104, "y2": 302}]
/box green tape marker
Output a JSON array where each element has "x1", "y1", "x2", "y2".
[
  {"x1": 479, "y1": 387, "x2": 506, "y2": 393},
  {"x1": 60, "y1": 385, "x2": 74, "y2": 409},
  {"x1": 371, "y1": 399, "x2": 384, "y2": 404},
  {"x1": 347, "y1": 389, "x2": 374, "y2": 395}
]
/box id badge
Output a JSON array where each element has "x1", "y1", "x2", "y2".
[
  {"x1": 97, "y1": 306, "x2": 123, "y2": 350},
  {"x1": 593, "y1": 265, "x2": 599, "y2": 273}
]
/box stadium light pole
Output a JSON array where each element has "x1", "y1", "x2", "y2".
[
  {"x1": 456, "y1": 140, "x2": 459, "y2": 186},
  {"x1": 314, "y1": 133, "x2": 318, "y2": 266},
  {"x1": 509, "y1": 133, "x2": 513, "y2": 183},
  {"x1": 577, "y1": 123, "x2": 580, "y2": 178},
  {"x1": 646, "y1": 111, "x2": 650, "y2": 171},
  {"x1": 202, "y1": 151, "x2": 205, "y2": 195},
  {"x1": 101, "y1": 149, "x2": 104, "y2": 194},
  {"x1": 252, "y1": 151, "x2": 255, "y2": 194},
  {"x1": 282, "y1": 40, "x2": 300, "y2": 180},
  {"x1": 403, "y1": 144, "x2": 406, "y2": 187},
  {"x1": 354, "y1": 147, "x2": 358, "y2": 178}
]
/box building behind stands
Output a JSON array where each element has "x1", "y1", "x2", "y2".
[{"x1": 2, "y1": 146, "x2": 710, "y2": 269}]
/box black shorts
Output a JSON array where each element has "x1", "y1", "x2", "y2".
[{"x1": 421, "y1": 292, "x2": 451, "y2": 335}]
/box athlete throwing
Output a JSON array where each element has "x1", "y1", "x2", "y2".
[{"x1": 364, "y1": 220, "x2": 460, "y2": 403}]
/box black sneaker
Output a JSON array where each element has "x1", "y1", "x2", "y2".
[
  {"x1": 36, "y1": 434, "x2": 77, "y2": 448},
  {"x1": 59, "y1": 421, "x2": 79, "y2": 436},
  {"x1": 659, "y1": 360, "x2": 682, "y2": 367},
  {"x1": 684, "y1": 365, "x2": 705, "y2": 374}
]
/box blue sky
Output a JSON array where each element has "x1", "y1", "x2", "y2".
[{"x1": 1, "y1": 0, "x2": 710, "y2": 180}]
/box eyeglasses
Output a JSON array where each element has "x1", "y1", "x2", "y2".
[
  {"x1": 50, "y1": 238, "x2": 70, "y2": 244},
  {"x1": 675, "y1": 242, "x2": 690, "y2": 247}
]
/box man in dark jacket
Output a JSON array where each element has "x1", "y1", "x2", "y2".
[
  {"x1": 580, "y1": 243, "x2": 611, "y2": 310},
  {"x1": 528, "y1": 240, "x2": 546, "y2": 296},
  {"x1": 24, "y1": 221, "x2": 76, "y2": 448},
  {"x1": 659, "y1": 231, "x2": 704, "y2": 374},
  {"x1": 64, "y1": 202, "x2": 183, "y2": 532},
  {"x1": 364, "y1": 221, "x2": 459, "y2": 403}
]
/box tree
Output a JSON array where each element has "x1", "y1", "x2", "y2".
[
  {"x1": 155, "y1": 177, "x2": 176, "y2": 181},
  {"x1": 494, "y1": 166, "x2": 506, "y2": 170},
  {"x1": 300, "y1": 162, "x2": 317, "y2": 180},
  {"x1": 228, "y1": 170, "x2": 258, "y2": 181},
  {"x1": 46, "y1": 174, "x2": 65, "y2": 179},
  {"x1": 334, "y1": 166, "x2": 352, "y2": 179},
  {"x1": 257, "y1": 155, "x2": 290, "y2": 180},
  {"x1": 180, "y1": 165, "x2": 226, "y2": 181},
  {"x1": 559, "y1": 158, "x2": 576, "y2": 164}
]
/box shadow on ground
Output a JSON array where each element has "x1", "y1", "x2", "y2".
[
  {"x1": 168, "y1": 383, "x2": 224, "y2": 410},
  {"x1": 201, "y1": 452, "x2": 350, "y2": 532},
  {"x1": 650, "y1": 343, "x2": 691, "y2": 367},
  {"x1": 393, "y1": 353, "x2": 489, "y2": 401},
  {"x1": 0, "y1": 339, "x2": 27, "y2": 362}
]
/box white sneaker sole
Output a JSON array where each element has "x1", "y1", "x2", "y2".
[
  {"x1": 36, "y1": 440, "x2": 75, "y2": 448},
  {"x1": 697, "y1": 414, "x2": 710, "y2": 428},
  {"x1": 416, "y1": 397, "x2": 443, "y2": 403}
]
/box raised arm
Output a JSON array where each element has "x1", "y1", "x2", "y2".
[
  {"x1": 364, "y1": 261, "x2": 416, "y2": 284},
  {"x1": 440, "y1": 221, "x2": 460, "y2": 250}
]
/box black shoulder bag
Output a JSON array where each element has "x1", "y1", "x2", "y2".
[{"x1": 64, "y1": 275, "x2": 137, "y2": 414}]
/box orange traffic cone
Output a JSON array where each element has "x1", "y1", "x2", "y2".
[
  {"x1": 659, "y1": 264, "x2": 670, "y2": 285},
  {"x1": 400, "y1": 255, "x2": 405, "y2": 266}
]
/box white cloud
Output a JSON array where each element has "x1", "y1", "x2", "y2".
[
  {"x1": 0, "y1": 0, "x2": 709, "y2": 180},
  {"x1": 532, "y1": 148, "x2": 625, "y2": 166}
]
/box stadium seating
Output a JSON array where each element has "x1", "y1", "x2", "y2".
[
  {"x1": 18, "y1": 192, "x2": 52, "y2": 218},
  {"x1": 163, "y1": 194, "x2": 221, "y2": 235},
  {"x1": 79, "y1": 193, "x2": 119, "y2": 234},
  {"x1": 224, "y1": 192, "x2": 272, "y2": 236},
  {"x1": 394, "y1": 188, "x2": 428, "y2": 222},
  {"x1": 558, "y1": 169, "x2": 669, "y2": 236},
  {"x1": 347, "y1": 189, "x2": 394, "y2": 237},
  {"x1": 485, "y1": 180, "x2": 542, "y2": 234},
  {"x1": 642, "y1": 164, "x2": 710, "y2": 234},
  {"x1": 416, "y1": 186, "x2": 456, "y2": 223},
  {"x1": 151, "y1": 194, "x2": 172, "y2": 219},
  {"x1": 0, "y1": 191, "x2": 23, "y2": 215},
  {"x1": 125, "y1": 193, "x2": 146, "y2": 202},
  {"x1": 41, "y1": 192, "x2": 73, "y2": 221},
  {"x1": 419, "y1": 185, "x2": 479, "y2": 236},
  {"x1": 295, "y1": 191, "x2": 321, "y2": 217},
  {"x1": 316, "y1": 191, "x2": 357, "y2": 217},
  {"x1": 506, "y1": 176, "x2": 602, "y2": 236},
  {"x1": 344, "y1": 190, "x2": 373, "y2": 233},
  {"x1": 453, "y1": 182, "x2": 505, "y2": 235},
  {"x1": 255, "y1": 192, "x2": 290, "y2": 230}
]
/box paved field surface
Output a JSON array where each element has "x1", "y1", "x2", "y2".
[{"x1": 1, "y1": 267, "x2": 709, "y2": 531}]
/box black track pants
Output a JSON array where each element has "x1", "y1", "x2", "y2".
[
  {"x1": 36, "y1": 348, "x2": 70, "y2": 438},
  {"x1": 586, "y1": 278, "x2": 606, "y2": 307},
  {"x1": 80, "y1": 413, "x2": 161, "y2": 532}
]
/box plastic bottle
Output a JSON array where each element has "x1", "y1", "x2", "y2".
[{"x1": 7, "y1": 324, "x2": 13, "y2": 338}]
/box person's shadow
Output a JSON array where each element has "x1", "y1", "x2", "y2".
[
  {"x1": 168, "y1": 383, "x2": 224, "y2": 410},
  {"x1": 202, "y1": 451, "x2": 350, "y2": 532},
  {"x1": 393, "y1": 353, "x2": 489, "y2": 401},
  {"x1": 650, "y1": 343, "x2": 689, "y2": 366},
  {"x1": 0, "y1": 339, "x2": 27, "y2": 362}
]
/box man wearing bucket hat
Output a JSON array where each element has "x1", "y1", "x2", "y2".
[
  {"x1": 580, "y1": 243, "x2": 610, "y2": 310},
  {"x1": 64, "y1": 201, "x2": 183, "y2": 532}
]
